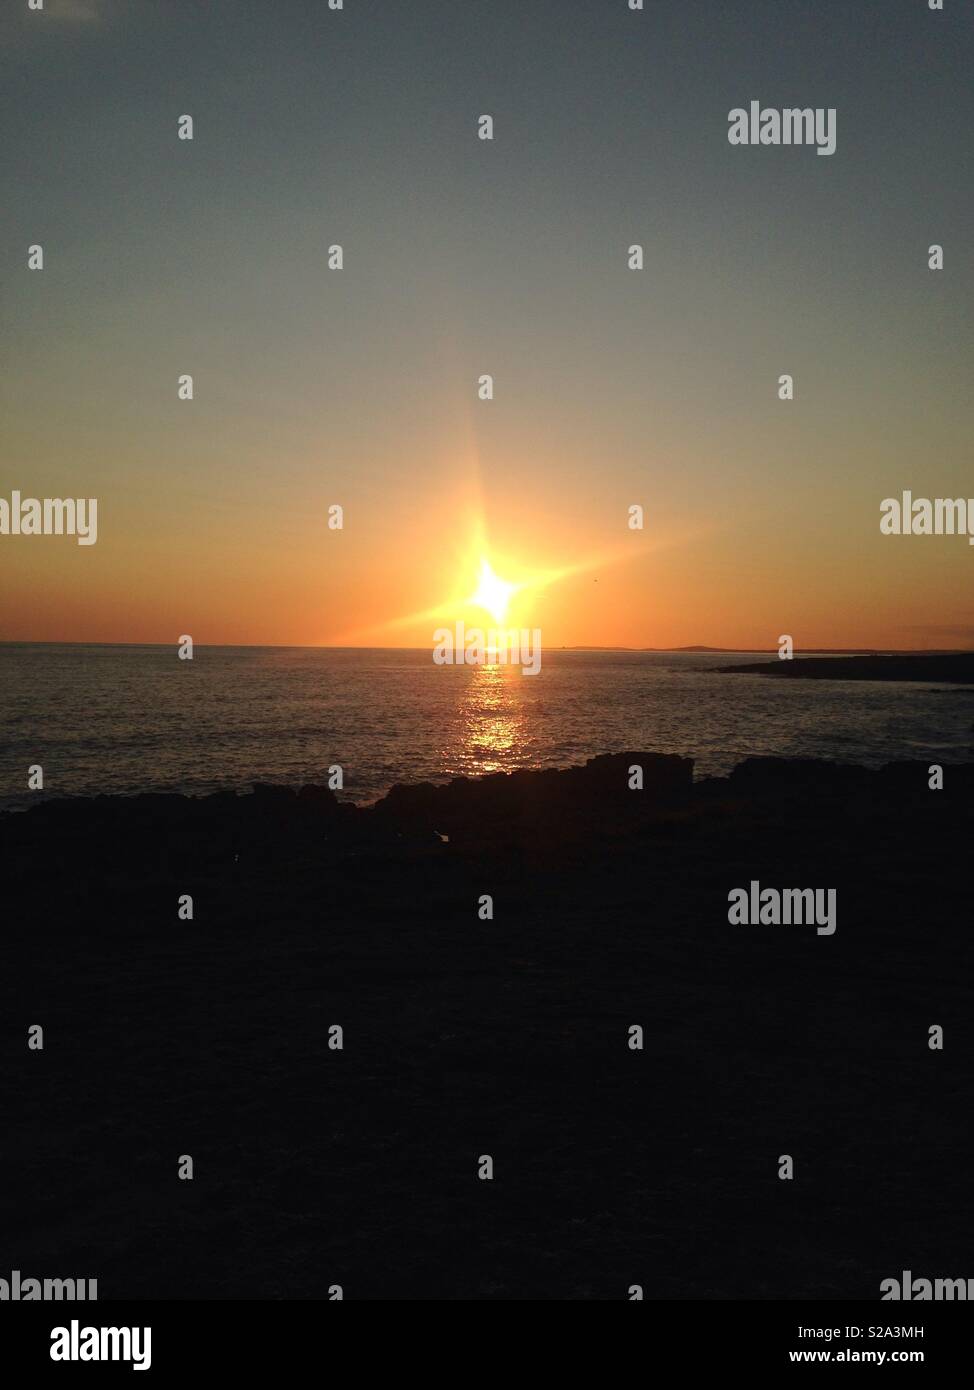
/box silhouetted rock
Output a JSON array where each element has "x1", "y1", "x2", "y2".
[
  {"x1": 723, "y1": 757, "x2": 873, "y2": 800},
  {"x1": 3, "y1": 750, "x2": 973, "y2": 1299},
  {"x1": 371, "y1": 752, "x2": 692, "y2": 851}
]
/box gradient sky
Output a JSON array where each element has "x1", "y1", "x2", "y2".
[{"x1": 1, "y1": 0, "x2": 972, "y2": 649}]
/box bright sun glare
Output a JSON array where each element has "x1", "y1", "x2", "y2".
[{"x1": 469, "y1": 557, "x2": 519, "y2": 624}]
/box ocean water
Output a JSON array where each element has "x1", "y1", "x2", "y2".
[{"x1": 1, "y1": 644, "x2": 972, "y2": 810}]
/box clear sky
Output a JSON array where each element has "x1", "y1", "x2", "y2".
[{"x1": 1, "y1": 0, "x2": 972, "y2": 649}]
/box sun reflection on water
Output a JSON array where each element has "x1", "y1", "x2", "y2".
[{"x1": 454, "y1": 661, "x2": 532, "y2": 777}]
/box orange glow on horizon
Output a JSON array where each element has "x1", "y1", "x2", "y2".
[{"x1": 2, "y1": 463, "x2": 971, "y2": 654}]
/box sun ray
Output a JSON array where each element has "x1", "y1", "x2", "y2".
[{"x1": 329, "y1": 514, "x2": 713, "y2": 646}]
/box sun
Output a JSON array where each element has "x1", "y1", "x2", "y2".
[{"x1": 469, "y1": 557, "x2": 519, "y2": 624}]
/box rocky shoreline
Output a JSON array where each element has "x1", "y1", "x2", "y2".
[{"x1": 3, "y1": 752, "x2": 972, "y2": 1299}]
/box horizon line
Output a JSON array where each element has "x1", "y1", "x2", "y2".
[{"x1": 2, "y1": 641, "x2": 972, "y2": 655}]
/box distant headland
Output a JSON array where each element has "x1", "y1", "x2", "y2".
[{"x1": 716, "y1": 652, "x2": 974, "y2": 684}]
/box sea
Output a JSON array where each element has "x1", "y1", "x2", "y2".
[{"x1": 1, "y1": 644, "x2": 972, "y2": 811}]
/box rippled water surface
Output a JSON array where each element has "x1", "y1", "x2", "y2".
[{"x1": 1, "y1": 644, "x2": 972, "y2": 808}]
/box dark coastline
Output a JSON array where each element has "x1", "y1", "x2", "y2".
[
  {"x1": 4, "y1": 753, "x2": 973, "y2": 1300},
  {"x1": 717, "y1": 652, "x2": 974, "y2": 684}
]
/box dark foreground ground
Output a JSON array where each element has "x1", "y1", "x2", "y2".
[{"x1": 3, "y1": 753, "x2": 973, "y2": 1300}]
